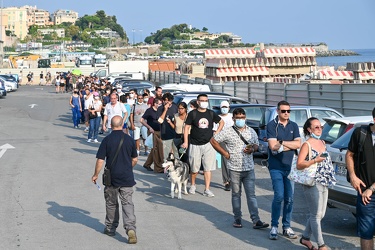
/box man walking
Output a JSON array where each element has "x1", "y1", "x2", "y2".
[
  {"x1": 211, "y1": 108, "x2": 269, "y2": 229},
  {"x1": 129, "y1": 93, "x2": 149, "y2": 155},
  {"x1": 346, "y1": 107, "x2": 375, "y2": 250},
  {"x1": 181, "y1": 94, "x2": 224, "y2": 197},
  {"x1": 102, "y1": 93, "x2": 127, "y2": 133},
  {"x1": 92, "y1": 116, "x2": 138, "y2": 244},
  {"x1": 267, "y1": 100, "x2": 301, "y2": 240}
]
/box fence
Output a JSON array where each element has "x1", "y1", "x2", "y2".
[{"x1": 150, "y1": 71, "x2": 375, "y2": 116}]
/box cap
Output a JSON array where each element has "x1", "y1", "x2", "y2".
[{"x1": 220, "y1": 100, "x2": 230, "y2": 108}]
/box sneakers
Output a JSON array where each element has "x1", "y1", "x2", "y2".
[
  {"x1": 203, "y1": 189, "x2": 215, "y2": 197},
  {"x1": 253, "y1": 220, "x2": 269, "y2": 229},
  {"x1": 143, "y1": 165, "x2": 153, "y2": 171},
  {"x1": 189, "y1": 185, "x2": 196, "y2": 194},
  {"x1": 103, "y1": 228, "x2": 115, "y2": 237},
  {"x1": 87, "y1": 139, "x2": 92, "y2": 143},
  {"x1": 137, "y1": 150, "x2": 140, "y2": 156},
  {"x1": 84, "y1": 127, "x2": 89, "y2": 132},
  {"x1": 93, "y1": 139, "x2": 99, "y2": 143},
  {"x1": 283, "y1": 227, "x2": 298, "y2": 239},
  {"x1": 233, "y1": 219, "x2": 242, "y2": 228},
  {"x1": 74, "y1": 126, "x2": 78, "y2": 128},
  {"x1": 127, "y1": 229, "x2": 137, "y2": 244},
  {"x1": 269, "y1": 226, "x2": 278, "y2": 240},
  {"x1": 224, "y1": 182, "x2": 231, "y2": 191}
]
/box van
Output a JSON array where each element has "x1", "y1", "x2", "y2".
[{"x1": 258, "y1": 106, "x2": 344, "y2": 156}]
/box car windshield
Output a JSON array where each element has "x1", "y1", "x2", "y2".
[
  {"x1": 320, "y1": 121, "x2": 348, "y2": 144},
  {"x1": 330, "y1": 127, "x2": 355, "y2": 150}
]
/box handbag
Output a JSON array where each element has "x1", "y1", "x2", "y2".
[
  {"x1": 287, "y1": 141, "x2": 318, "y2": 186},
  {"x1": 89, "y1": 102, "x2": 97, "y2": 119},
  {"x1": 102, "y1": 134, "x2": 125, "y2": 186}
]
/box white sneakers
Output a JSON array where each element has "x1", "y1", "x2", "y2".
[
  {"x1": 87, "y1": 139, "x2": 92, "y2": 143},
  {"x1": 87, "y1": 139, "x2": 99, "y2": 143}
]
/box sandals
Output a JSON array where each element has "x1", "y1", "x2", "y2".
[
  {"x1": 253, "y1": 220, "x2": 269, "y2": 229},
  {"x1": 300, "y1": 236, "x2": 317, "y2": 250},
  {"x1": 233, "y1": 219, "x2": 242, "y2": 228}
]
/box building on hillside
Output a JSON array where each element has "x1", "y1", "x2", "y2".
[
  {"x1": 170, "y1": 39, "x2": 206, "y2": 46},
  {"x1": 65, "y1": 41, "x2": 91, "y2": 50},
  {"x1": 94, "y1": 28, "x2": 120, "y2": 39},
  {"x1": 205, "y1": 44, "x2": 316, "y2": 83},
  {"x1": 38, "y1": 28, "x2": 65, "y2": 38},
  {"x1": 53, "y1": 9, "x2": 78, "y2": 25},
  {"x1": 184, "y1": 31, "x2": 242, "y2": 44},
  {"x1": 26, "y1": 6, "x2": 51, "y2": 27},
  {"x1": 2, "y1": 6, "x2": 28, "y2": 39}
]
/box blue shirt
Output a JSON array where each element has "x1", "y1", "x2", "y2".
[{"x1": 267, "y1": 116, "x2": 300, "y2": 171}]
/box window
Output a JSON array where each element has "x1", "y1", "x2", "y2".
[{"x1": 290, "y1": 109, "x2": 308, "y2": 127}]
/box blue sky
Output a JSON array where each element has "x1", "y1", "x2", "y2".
[{"x1": 11, "y1": 0, "x2": 375, "y2": 49}]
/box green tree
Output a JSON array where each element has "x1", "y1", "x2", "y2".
[{"x1": 202, "y1": 27, "x2": 208, "y2": 32}]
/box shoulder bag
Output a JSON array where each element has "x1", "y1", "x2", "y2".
[
  {"x1": 89, "y1": 101, "x2": 98, "y2": 119},
  {"x1": 102, "y1": 133, "x2": 125, "y2": 186},
  {"x1": 287, "y1": 141, "x2": 318, "y2": 186}
]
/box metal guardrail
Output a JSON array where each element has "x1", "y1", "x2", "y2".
[{"x1": 150, "y1": 71, "x2": 375, "y2": 116}]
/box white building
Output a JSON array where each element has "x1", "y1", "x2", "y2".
[
  {"x1": 94, "y1": 28, "x2": 120, "y2": 39},
  {"x1": 38, "y1": 28, "x2": 65, "y2": 38},
  {"x1": 53, "y1": 9, "x2": 78, "y2": 25},
  {"x1": 170, "y1": 40, "x2": 206, "y2": 46}
]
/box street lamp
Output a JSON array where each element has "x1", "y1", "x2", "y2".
[
  {"x1": 132, "y1": 29, "x2": 135, "y2": 45},
  {"x1": 139, "y1": 29, "x2": 142, "y2": 44}
]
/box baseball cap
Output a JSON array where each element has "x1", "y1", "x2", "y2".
[{"x1": 220, "y1": 100, "x2": 230, "y2": 108}]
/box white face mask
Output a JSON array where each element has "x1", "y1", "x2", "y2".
[
  {"x1": 129, "y1": 94, "x2": 134, "y2": 98},
  {"x1": 199, "y1": 101, "x2": 209, "y2": 109},
  {"x1": 94, "y1": 96, "x2": 100, "y2": 100},
  {"x1": 117, "y1": 89, "x2": 122, "y2": 93},
  {"x1": 144, "y1": 98, "x2": 149, "y2": 103}
]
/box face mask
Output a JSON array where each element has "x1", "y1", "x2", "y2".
[
  {"x1": 106, "y1": 90, "x2": 110, "y2": 94},
  {"x1": 94, "y1": 96, "x2": 100, "y2": 100},
  {"x1": 235, "y1": 119, "x2": 246, "y2": 128},
  {"x1": 199, "y1": 101, "x2": 208, "y2": 109},
  {"x1": 144, "y1": 98, "x2": 149, "y2": 103},
  {"x1": 310, "y1": 132, "x2": 321, "y2": 139},
  {"x1": 117, "y1": 89, "x2": 122, "y2": 93},
  {"x1": 221, "y1": 107, "x2": 229, "y2": 114},
  {"x1": 130, "y1": 94, "x2": 134, "y2": 98}
]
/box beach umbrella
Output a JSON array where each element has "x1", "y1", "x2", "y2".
[{"x1": 71, "y1": 69, "x2": 82, "y2": 75}]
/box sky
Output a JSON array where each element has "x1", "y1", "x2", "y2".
[{"x1": 10, "y1": 0, "x2": 375, "y2": 50}]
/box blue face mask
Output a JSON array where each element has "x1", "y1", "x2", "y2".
[
  {"x1": 310, "y1": 132, "x2": 321, "y2": 139},
  {"x1": 221, "y1": 107, "x2": 229, "y2": 114},
  {"x1": 235, "y1": 119, "x2": 246, "y2": 128}
]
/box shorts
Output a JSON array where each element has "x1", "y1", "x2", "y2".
[
  {"x1": 357, "y1": 193, "x2": 375, "y2": 240},
  {"x1": 141, "y1": 126, "x2": 148, "y2": 139},
  {"x1": 123, "y1": 123, "x2": 128, "y2": 129},
  {"x1": 84, "y1": 110, "x2": 89, "y2": 122},
  {"x1": 133, "y1": 127, "x2": 141, "y2": 140},
  {"x1": 188, "y1": 142, "x2": 217, "y2": 173}
]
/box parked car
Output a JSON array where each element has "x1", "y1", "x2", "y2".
[
  {"x1": 321, "y1": 116, "x2": 373, "y2": 145},
  {"x1": 213, "y1": 103, "x2": 274, "y2": 136},
  {"x1": 173, "y1": 92, "x2": 250, "y2": 109},
  {"x1": 159, "y1": 83, "x2": 211, "y2": 93},
  {"x1": 116, "y1": 79, "x2": 155, "y2": 96},
  {"x1": 0, "y1": 80, "x2": 7, "y2": 97},
  {"x1": 326, "y1": 121, "x2": 372, "y2": 215},
  {"x1": 0, "y1": 76, "x2": 18, "y2": 91},
  {"x1": 258, "y1": 106, "x2": 344, "y2": 156}
]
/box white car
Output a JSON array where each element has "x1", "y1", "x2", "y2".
[{"x1": 0, "y1": 76, "x2": 17, "y2": 91}]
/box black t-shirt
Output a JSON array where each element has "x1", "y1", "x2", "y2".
[
  {"x1": 185, "y1": 109, "x2": 221, "y2": 145},
  {"x1": 157, "y1": 103, "x2": 178, "y2": 140},
  {"x1": 96, "y1": 130, "x2": 137, "y2": 187},
  {"x1": 348, "y1": 124, "x2": 375, "y2": 192},
  {"x1": 142, "y1": 107, "x2": 160, "y2": 131}
]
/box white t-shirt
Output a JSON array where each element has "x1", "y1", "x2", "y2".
[
  {"x1": 84, "y1": 94, "x2": 94, "y2": 110},
  {"x1": 104, "y1": 102, "x2": 127, "y2": 128}
]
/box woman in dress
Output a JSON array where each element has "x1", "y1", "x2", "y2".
[
  {"x1": 297, "y1": 117, "x2": 336, "y2": 250},
  {"x1": 55, "y1": 75, "x2": 60, "y2": 93},
  {"x1": 87, "y1": 93, "x2": 103, "y2": 143},
  {"x1": 69, "y1": 88, "x2": 82, "y2": 128}
]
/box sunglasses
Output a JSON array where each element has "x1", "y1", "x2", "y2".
[
  {"x1": 312, "y1": 126, "x2": 324, "y2": 130},
  {"x1": 280, "y1": 110, "x2": 291, "y2": 113}
]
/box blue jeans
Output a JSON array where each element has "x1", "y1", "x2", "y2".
[
  {"x1": 230, "y1": 169, "x2": 260, "y2": 223},
  {"x1": 357, "y1": 193, "x2": 375, "y2": 240},
  {"x1": 72, "y1": 106, "x2": 81, "y2": 127},
  {"x1": 88, "y1": 116, "x2": 101, "y2": 140},
  {"x1": 269, "y1": 169, "x2": 295, "y2": 229}
]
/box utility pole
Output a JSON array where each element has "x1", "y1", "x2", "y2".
[
  {"x1": 139, "y1": 29, "x2": 142, "y2": 44},
  {"x1": 132, "y1": 29, "x2": 135, "y2": 45}
]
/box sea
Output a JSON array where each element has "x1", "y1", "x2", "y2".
[{"x1": 316, "y1": 48, "x2": 375, "y2": 69}]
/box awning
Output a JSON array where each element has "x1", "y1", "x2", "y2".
[
  {"x1": 217, "y1": 67, "x2": 269, "y2": 77},
  {"x1": 264, "y1": 47, "x2": 316, "y2": 57}
]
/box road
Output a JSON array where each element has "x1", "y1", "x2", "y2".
[{"x1": 0, "y1": 86, "x2": 360, "y2": 250}]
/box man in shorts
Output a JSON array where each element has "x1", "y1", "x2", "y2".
[
  {"x1": 181, "y1": 94, "x2": 224, "y2": 197},
  {"x1": 130, "y1": 93, "x2": 149, "y2": 156},
  {"x1": 346, "y1": 107, "x2": 375, "y2": 250}
]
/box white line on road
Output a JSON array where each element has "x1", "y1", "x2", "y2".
[
  {"x1": 29, "y1": 104, "x2": 38, "y2": 108},
  {"x1": 0, "y1": 143, "x2": 15, "y2": 159}
]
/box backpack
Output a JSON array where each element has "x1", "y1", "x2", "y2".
[{"x1": 346, "y1": 126, "x2": 367, "y2": 182}]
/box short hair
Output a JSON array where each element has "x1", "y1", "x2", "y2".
[
  {"x1": 119, "y1": 95, "x2": 127, "y2": 103},
  {"x1": 373, "y1": 107, "x2": 375, "y2": 118},
  {"x1": 153, "y1": 97, "x2": 161, "y2": 105},
  {"x1": 111, "y1": 116, "x2": 123, "y2": 128},
  {"x1": 155, "y1": 86, "x2": 162, "y2": 91},
  {"x1": 162, "y1": 92, "x2": 174, "y2": 101},
  {"x1": 277, "y1": 100, "x2": 290, "y2": 109},
  {"x1": 142, "y1": 93, "x2": 148, "y2": 98},
  {"x1": 232, "y1": 108, "x2": 246, "y2": 116},
  {"x1": 303, "y1": 117, "x2": 319, "y2": 137},
  {"x1": 197, "y1": 94, "x2": 208, "y2": 100}
]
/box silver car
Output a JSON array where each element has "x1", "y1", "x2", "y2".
[
  {"x1": 258, "y1": 106, "x2": 344, "y2": 156},
  {"x1": 0, "y1": 76, "x2": 17, "y2": 91},
  {"x1": 326, "y1": 120, "x2": 372, "y2": 215}
]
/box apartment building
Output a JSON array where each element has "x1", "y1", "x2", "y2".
[
  {"x1": 2, "y1": 6, "x2": 28, "y2": 40},
  {"x1": 27, "y1": 6, "x2": 51, "y2": 27},
  {"x1": 38, "y1": 28, "x2": 65, "y2": 38},
  {"x1": 53, "y1": 9, "x2": 78, "y2": 25}
]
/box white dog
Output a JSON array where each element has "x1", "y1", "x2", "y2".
[{"x1": 162, "y1": 153, "x2": 190, "y2": 199}]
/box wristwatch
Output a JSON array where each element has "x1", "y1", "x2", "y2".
[
  {"x1": 279, "y1": 140, "x2": 283, "y2": 145},
  {"x1": 369, "y1": 186, "x2": 375, "y2": 192}
]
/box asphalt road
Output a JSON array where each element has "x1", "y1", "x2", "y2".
[{"x1": 0, "y1": 86, "x2": 361, "y2": 250}]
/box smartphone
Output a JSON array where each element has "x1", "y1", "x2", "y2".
[{"x1": 320, "y1": 152, "x2": 329, "y2": 158}]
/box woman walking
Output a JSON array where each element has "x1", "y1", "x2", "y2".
[
  {"x1": 69, "y1": 89, "x2": 82, "y2": 128},
  {"x1": 87, "y1": 93, "x2": 102, "y2": 143},
  {"x1": 55, "y1": 75, "x2": 60, "y2": 93},
  {"x1": 297, "y1": 117, "x2": 336, "y2": 250}
]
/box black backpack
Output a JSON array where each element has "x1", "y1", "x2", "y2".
[{"x1": 346, "y1": 126, "x2": 367, "y2": 182}]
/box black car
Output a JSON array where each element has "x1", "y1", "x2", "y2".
[
  {"x1": 115, "y1": 79, "x2": 155, "y2": 95},
  {"x1": 213, "y1": 103, "x2": 274, "y2": 136}
]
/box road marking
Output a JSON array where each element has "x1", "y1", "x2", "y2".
[
  {"x1": 29, "y1": 104, "x2": 38, "y2": 108},
  {"x1": 35, "y1": 88, "x2": 44, "y2": 90},
  {"x1": 0, "y1": 143, "x2": 15, "y2": 159}
]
